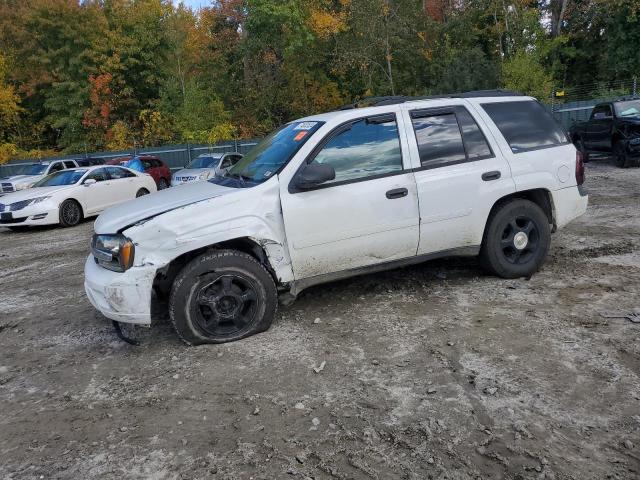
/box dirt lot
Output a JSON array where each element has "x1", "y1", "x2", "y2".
[{"x1": 1, "y1": 159, "x2": 639, "y2": 480}]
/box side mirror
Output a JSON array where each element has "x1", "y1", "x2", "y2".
[
  {"x1": 295, "y1": 163, "x2": 336, "y2": 189},
  {"x1": 83, "y1": 178, "x2": 97, "y2": 186}
]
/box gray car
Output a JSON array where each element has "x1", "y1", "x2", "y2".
[{"x1": 171, "y1": 153, "x2": 243, "y2": 186}]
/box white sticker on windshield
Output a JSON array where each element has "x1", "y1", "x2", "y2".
[
  {"x1": 264, "y1": 170, "x2": 273, "y2": 177},
  {"x1": 294, "y1": 122, "x2": 317, "y2": 130}
]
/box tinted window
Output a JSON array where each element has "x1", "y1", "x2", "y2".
[
  {"x1": 455, "y1": 107, "x2": 493, "y2": 160},
  {"x1": 310, "y1": 115, "x2": 403, "y2": 184},
  {"x1": 49, "y1": 162, "x2": 64, "y2": 173},
  {"x1": 592, "y1": 104, "x2": 612, "y2": 119},
  {"x1": 107, "y1": 167, "x2": 135, "y2": 179},
  {"x1": 482, "y1": 101, "x2": 568, "y2": 152},
  {"x1": 141, "y1": 159, "x2": 153, "y2": 170},
  {"x1": 85, "y1": 168, "x2": 109, "y2": 182},
  {"x1": 411, "y1": 113, "x2": 466, "y2": 168},
  {"x1": 64, "y1": 161, "x2": 76, "y2": 169}
]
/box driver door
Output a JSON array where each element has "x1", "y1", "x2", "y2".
[{"x1": 280, "y1": 112, "x2": 420, "y2": 280}]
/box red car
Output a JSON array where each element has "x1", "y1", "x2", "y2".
[{"x1": 106, "y1": 155, "x2": 172, "y2": 190}]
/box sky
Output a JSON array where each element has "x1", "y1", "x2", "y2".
[{"x1": 176, "y1": 0, "x2": 209, "y2": 10}]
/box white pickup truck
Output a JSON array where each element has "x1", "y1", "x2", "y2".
[{"x1": 84, "y1": 91, "x2": 588, "y2": 345}]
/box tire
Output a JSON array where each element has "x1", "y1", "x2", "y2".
[
  {"x1": 136, "y1": 188, "x2": 149, "y2": 198},
  {"x1": 169, "y1": 249, "x2": 277, "y2": 345},
  {"x1": 576, "y1": 137, "x2": 590, "y2": 163},
  {"x1": 613, "y1": 140, "x2": 634, "y2": 168},
  {"x1": 480, "y1": 199, "x2": 551, "y2": 279},
  {"x1": 158, "y1": 178, "x2": 169, "y2": 190},
  {"x1": 58, "y1": 199, "x2": 83, "y2": 227}
]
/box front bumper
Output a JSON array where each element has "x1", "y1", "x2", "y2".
[
  {"x1": 84, "y1": 255, "x2": 156, "y2": 325},
  {"x1": 0, "y1": 205, "x2": 59, "y2": 227}
]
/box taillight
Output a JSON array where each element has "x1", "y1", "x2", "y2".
[{"x1": 575, "y1": 150, "x2": 585, "y2": 186}]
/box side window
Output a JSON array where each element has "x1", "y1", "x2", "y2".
[
  {"x1": 220, "y1": 156, "x2": 233, "y2": 168},
  {"x1": 107, "y1": 167, "x2": 135, "y2": 179},
  {"x1": 592, "y1": 105, "x2": 612, "y2": 119},
  {"x1": 411, "y1": 112, "x2": 466, "y2": 169},
  {"x1": 455, "y1": 107, "x2": 493, "y2": 161},
  {"x1": 141, "y1": 160, "x2": 153, "y2": 170},
  {"x1": 64, "y1": 161, "x2": 76, "y2": 169},
  {"x1": 85, "y1": 168, "x2": 108, "y2": 182},
  {"x1": 49, "y1": 162, "x2": 64, "y2": 173},
  {"x1": 231, "y1": 154, "x2": 243, "y2": 165},
  {"x1": 481, "y1": 100, "x2": 568, "y2": 153},
  {"x1": 309, "y1": 115, "x2": 403, "y2": 185}
]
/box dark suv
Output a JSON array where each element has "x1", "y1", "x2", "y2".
[{"x1": 570, "y1": 98, "x2": 640, "y2": 168}]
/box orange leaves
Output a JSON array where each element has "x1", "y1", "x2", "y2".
[{"x1": 83, "y1": 73, "x2": 113, "y2": 130}]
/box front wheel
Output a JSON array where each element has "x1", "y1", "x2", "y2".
[
  {"x1": 480, "y1": 199, "x2": 551, "y2": 279},
  {"x1": 59, "y1": 199, "x2": 83, "y2": 227},
  {"x1": 158, "y1": 178, "x2": 169, "y2": 190},
  {"x1": 136, "y1": 188, "x2": 149, "y2": 198},
  {"x1": 169, "y1": 250, "x2": 277, "y2": 345},
  {"x1": 614, "y1": 141, "x2": 632, "y2": 168}
]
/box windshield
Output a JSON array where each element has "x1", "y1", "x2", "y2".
[
  {"x1": 211, "y1": 121, "x2": 324, "y2": 188},
  {"x1": 32, "y1": 169, "x2": 87, "y2": 187},
  {"x1": 17, "y1": 164, "x2": 48, "y2": 175},
  {"x1": 188, "y1": 156, "x2": 220, "y2": 169},
  {"x1": 614, "y1": 100, "x2": 640, "y2": 117}
]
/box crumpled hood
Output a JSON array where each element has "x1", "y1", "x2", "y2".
[
  {"x1": 173, "y1": 168, "x2": 215, "y2": 178},
  {"x1": 94, "y1": 180, "x2": 236, "y2": 234},
  {"x1": 0, "y1": 185, "x2": 74, "y2": 206}
]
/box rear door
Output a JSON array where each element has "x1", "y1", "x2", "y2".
[
  {"x1": 280, "y1": 112, "x2": 420, "y2": 279},
  {"x1": 401, "y1": 102, "x2": 515, "y2": 255},
  {"x1": 105, "y1": 167, "x2": 138, "y2": 205},
  {"x1": 587, "y1": 104, "x2": 614, "y2": 150}
]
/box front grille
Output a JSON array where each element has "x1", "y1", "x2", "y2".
[{"x1": 1, "y1": 183, "x2": 14, "y2": 193}]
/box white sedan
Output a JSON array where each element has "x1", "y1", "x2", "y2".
[{"x1": 0, "y1": 165, "x2": 157, "y2": 230}]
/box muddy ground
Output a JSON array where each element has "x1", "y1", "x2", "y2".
[{"x1": 1, "y1": 158, "x2": 639, "y2": 480}]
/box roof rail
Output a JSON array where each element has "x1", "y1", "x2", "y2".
[{"x1": 338, "y1": 89, "x2": 523, "y2": 109}]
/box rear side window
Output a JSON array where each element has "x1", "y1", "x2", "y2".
[
  {"x1": 481, "y1": 100, "x2": 568, "y2": 153},
  {"x1": 411, "y1": 113, "x2": 466, "y2": 169},
  {"x1": 455, "y1": 107, "x2": 493, "y2": 161},
  {"x1": 107, "y1": 167, "x2": 135, "y2": 179},
  {"x1": 64, "y1": 161, "x2": 76, "y2": 169}
]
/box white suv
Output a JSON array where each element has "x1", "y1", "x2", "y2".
[
  {"x1": 1, "y1": 159, "x2": 80, "y2": 193},
  {"x1": 84, "y1": 91, "x2": 588, "y2": 345}
]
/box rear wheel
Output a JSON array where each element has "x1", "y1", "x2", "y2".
[
  {"x1": 169, "y1": 250, "x2": 277, "y2": 345},
  {"x1": 59, "y1": 199, "x2": 83, "y2": 227},
  {"x1": 136, "y1": 188, "x2": 149, "y2": 197},
  {"x1": 158, "y1": 178, "x2": 169, "y2": 190},
  {"x1": 480, "y1": 199, "x2": 551, "y2": 279}
]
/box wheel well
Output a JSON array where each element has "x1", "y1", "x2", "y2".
[
  {"x1": 486, "y1": 189, "x2": 555, "y2": 234},
  {"x1": 151, "y1": 237, "x2": 277, "y2": 299},
  {"x1": 61, "y1": 198, "x2": 84, "y2": 217}
]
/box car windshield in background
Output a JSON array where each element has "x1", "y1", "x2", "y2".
[
  {"x1": 211, "y1": 121, "x2": 324, "y2": 188},
  {"x1": 189, "y1": 156, "x2": 220, "y2": 169},
  {"x1": 32, "y1": 169, "x2": 87, "y2": 187},
  {"x1": 18, "y1": 164, "x2": 48, "y2": 175},
  {"x1": 614, "y1": 100, "x2": 640, "y2": 118}
]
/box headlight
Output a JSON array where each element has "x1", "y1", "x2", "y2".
[
  {"x1": 91, "y1": 234, "x2": 135, "y2": 272},
  {"x1": 198, "y1": 171, "x2": 211, "y2": 180},
  {"x1": 10, "y1": 196, "x2": 50, "y2": 211}
]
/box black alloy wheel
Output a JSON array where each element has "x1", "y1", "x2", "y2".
[
  {"x1": 59, "y1": 199, "x2": 82, "y2": 227},
  {"x1": 191, "y1": 273, "x2": 259, "y2": 338},
  {"x1": 499, "y1": 216, "x2": 540, "y2": 265}
]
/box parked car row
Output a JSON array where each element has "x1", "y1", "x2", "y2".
[{"x1": 0, "y1": 165, "x2": 156, "y2": 229}]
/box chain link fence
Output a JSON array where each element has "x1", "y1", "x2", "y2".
[{"x1": 548, "y1": 78, "x2": 638, "y2": 130}]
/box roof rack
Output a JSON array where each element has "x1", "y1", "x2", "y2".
[{"x1": 338, "y1": 89, "x2": 523, "y2": 110}]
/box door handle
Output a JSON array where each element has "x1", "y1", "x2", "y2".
[
  {"x1": 481, "y1": 171, "x2": 501, "y2": 181},
  {"x1": 386, "y1": 188, "x2": 408, "y2": 199}
]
